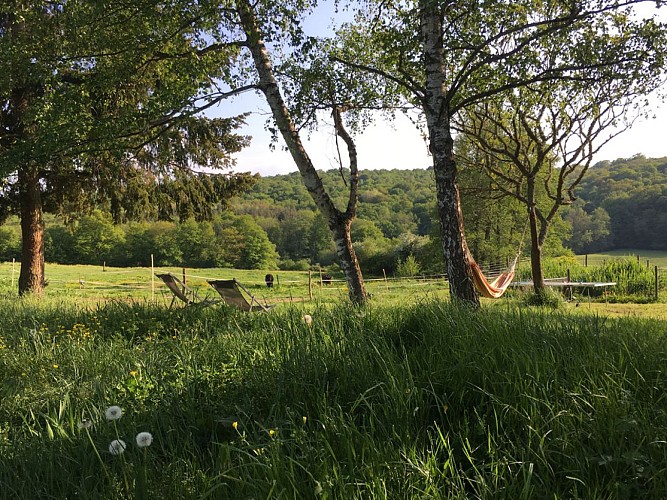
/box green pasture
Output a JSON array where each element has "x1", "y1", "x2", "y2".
[
  {"x1": 0, "y1": 262, "x2": 452, "y2": 307},
  {"x1": 576, "y1": 249, "x2": 667, "y2": 268},
  {"x1": 1, "y1": 297, "x2": 667, "y2": 498}
]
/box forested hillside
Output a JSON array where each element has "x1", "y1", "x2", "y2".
[
  {"x1": 0, "y1": 156, "x2": 663, "y2": 273},
  {"x1": 572, "y1": 155, "x2": 667, "y2": 251}
]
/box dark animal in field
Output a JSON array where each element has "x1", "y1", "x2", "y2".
[
  {"x1": 321, "y1": 273, "x2": 333, "y2": 286},
  {"x1": 265, "y1": 273, "x2": 274, "y2": 288}
]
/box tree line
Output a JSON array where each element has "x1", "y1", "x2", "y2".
[{"x1": 2, "y1": 154, "x2": 661, "y2": 275}]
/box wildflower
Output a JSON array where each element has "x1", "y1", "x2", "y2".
[
  {"x1": 77, "y1": 419, "x2": 93, "y2": 430},
  {"x1": 109, "y1": 439, "x2": 126, "y2": 455},
  {"x1": 129, "y1": 370, "x2": 138, "y2": 377},
  {"x1": 302, "y1": 416, "x2": 307, "y2": 425},
  {"x1": 303, "y1": 314, "x2": 313, "y2": 326},
  {"x1": 268, "y1": 428, "x2": 277, "y2": 438},
  {"x1": 105, "y1": 405, "x2": 122, "y2": 421},
  {"x1": 52, "y1": 364, "x2": 59, "y2": 369},
  {"x1": 136, "y1": 432, "x2": 153, "y2": 448},
  {"x1": 232, "y1": 421, "x2": 238, "y2": 430}
]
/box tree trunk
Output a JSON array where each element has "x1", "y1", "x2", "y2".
[
  {"x1": 18, "y1": 166, "x2": 46, "y2": 295},
  {"x1": 420, "y1": 1, "x2": 479, "y2": 307},
  {"x1": 527, "y1": 178, "x2": 546, "y2": 297},
  {"x1": 528, "y1": 206, "x2": 546, "y2": 296},
  {"x1": 237, "y1": 0, "x2": 368, "y2": 304},
  {"x1": 331, "y1": 219, "x2": 367, "y2": 304}
]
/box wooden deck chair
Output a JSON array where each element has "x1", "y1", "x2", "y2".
[
  {"x1": 156, "y1": 273, "x2": 218, "y2": 308},
  {"x1": 208, "y1": 279, "x2": 274, "y2": 312}
]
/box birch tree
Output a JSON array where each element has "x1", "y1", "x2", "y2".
[
  {"x1": 330, "y1": 0, "x2": 666, "y2": 306},
  {"x1": 212, "y1": 0, "x2": 369, "y2": 303}
]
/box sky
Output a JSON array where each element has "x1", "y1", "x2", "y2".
[{"x1": 211, "y1": 3, "x2": 667, "y2": 177}]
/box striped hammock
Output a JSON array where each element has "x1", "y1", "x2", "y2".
[{"x1": 467, "y1": 251, "x2": 520, "y2": 299}]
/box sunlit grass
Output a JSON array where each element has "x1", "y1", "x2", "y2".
[{"x1": 1, "y1": 297, "x2": 666, "y2": 497}]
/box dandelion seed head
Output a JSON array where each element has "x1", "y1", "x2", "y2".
[
  {"x1": 77, "y1": 419, "x2": 93, "y2": 430},
  {"x1": 303, "y1": 314, "x2": 313, "y2": 325},
  {"x1": 105, "y1": 405, "x2": 122, "y2": 421},
  {"x1": 136, "y1": 431, "x2": 153, "y2": 448},
  {"x1": 109, "y1": 439, "x2": 126, "y2": 455}
]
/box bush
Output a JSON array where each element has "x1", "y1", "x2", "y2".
[
  {"x1": 278, "y1": 258, "x2": 311, "y2": 271},
  {"x1": 396, "y1": 254, "x2": 421, "y2": 278}
]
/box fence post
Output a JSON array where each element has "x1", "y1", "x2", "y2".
[
  {"x1": 11, "y1": 258, "x2": 15, "y2": 289},
  {"x1": 382, "y1": 268, "x2": 389, "y2": 291},
  {"x1": 656, "y1": 266, "x2": 659, "y2": 301},
  {"x1": 151, "y1": 254, "x2": 154, "y2": 302},
  {"x1": 308, "y1": 271, "x2": 313, "y2": 301},
  {"x1": 585, "y1": 254, "x2": 588, "y2": 267}
]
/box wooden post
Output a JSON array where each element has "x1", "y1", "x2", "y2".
[
  {"x1": 103, "y1": 261, "x2": 106, "y2": 272},
  {"x1": 382, "y1": 268, "x2": 389, "y2": 291},
  {"x1": 585, "y1": 254, "x2": 588, "y2": 267},
  {"x1": 637, "y1": 254, "x2": 640, "y2": 264},
  {"x1": 308, "y1": 271, "x2": 313, "y2": 301},
  {"x1": 319, "y1": 267, "x2": 323, "y2": 287},
  {"x1": 11, "y1": 258, "x2": 15, "y2": 289},
  {"x1": 656, "y1": 266, "x2": 659, "y2": 301},
  {"x1": 182, "y1": 267, "x2": 186, "y2": 286},
  {"x1": 566, "y1": 268, "x2": 572, "y2": 300},
  {"x1": 151, "y1": 254, "x2": 155, "y2": 302}
]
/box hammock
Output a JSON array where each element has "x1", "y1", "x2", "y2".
[
  {"x1": 465, "y1": 222, "x2": 526, "y2": 299},
  {"x1": 468, "y1": 253, "x2": 519, "y2": 299}
]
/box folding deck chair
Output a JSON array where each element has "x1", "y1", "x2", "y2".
[
  {"x1": 156, "y1": 273, "x2": 219, "y2": 308},
  {"x1": 208, "y1": 278, "x2": 274, "y2": 312}
]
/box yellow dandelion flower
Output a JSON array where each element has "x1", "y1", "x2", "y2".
[
  {"x1": 130, "y1": 370, "x2": 138, "y2": 377},
  {"x1": 268, "y1": 429, "x2": 277, "y2": 438},
  {"x1": 232, "y1": 421, "x2": 238, "y2": 430},
  {"x1": 52, "y1": 364, "x2": 59, "y2": 369},
  {"x1": 302, "y1": 416, "x2": 307, "y2": 425}
]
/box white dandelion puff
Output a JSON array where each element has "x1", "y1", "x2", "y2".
[
  {"x1": 109, "y1": 439, "x2": 126, "y2": 455},
  {"x1": 135, "y1": 432, "x2": 153, "y2": 448},
  {"x1": 105, "y1": 405, "x2": 122, "y2": 421},
  {"x1": 303, "y1": 314, "x2": 313, "y2": 326},
  {"x1": 77, "y1": 419, "x2": 93, "y2": 430}
]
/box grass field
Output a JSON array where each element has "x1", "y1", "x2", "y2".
[
  {"x1": 576, "y1": 249, "x2": 667, "y2": 268},
  {"x1": 1, "y1": 298, "x2": 666, "y2": 498},
  {"x1": 1, "y1": 257, "x2": 667, "y2": 497}
]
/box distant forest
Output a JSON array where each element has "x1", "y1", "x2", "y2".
[
  {"x1": 0, "y1": 155, "x2": 664, "y2": 275},
  {"x1": 232, "y1": 154, "x2": 666, "y2": 269}
]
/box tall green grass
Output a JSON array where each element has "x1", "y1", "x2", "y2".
[
  {"x1": 517, "y1": 256, "x2": 660, "y2": 301},
  {"x1": 1, "y1": 298, "x2": 667, "y2": 497}
]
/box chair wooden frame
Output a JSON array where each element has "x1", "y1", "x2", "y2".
[
  {"x1": 208, "y1": 278, "x2": 274, "y2": 312},
  {"x1": 156, "y1": 273, "x2": 219, "y2": 308}
]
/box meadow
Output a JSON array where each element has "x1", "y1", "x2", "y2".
[{"x1": 1, "y1": 258, "x2": 667, "y2": 498}]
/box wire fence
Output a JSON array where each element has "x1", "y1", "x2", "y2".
[{"x1": 0, "y1": 256, "x2": 664, "y2": 303}]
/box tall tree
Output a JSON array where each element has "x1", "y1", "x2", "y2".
[
  {"x1": 1, "y1": 1, "x2": 254, "y2": 295},
  {"x1": 329, "y1": 0, "x2": 666, "y2": 305},
  {"x1": 457, "y1": 78, "x2": 647, "y2": 297},
  {"x1": 213, "y1": 0, "x2": 369, "y2": 304}
]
